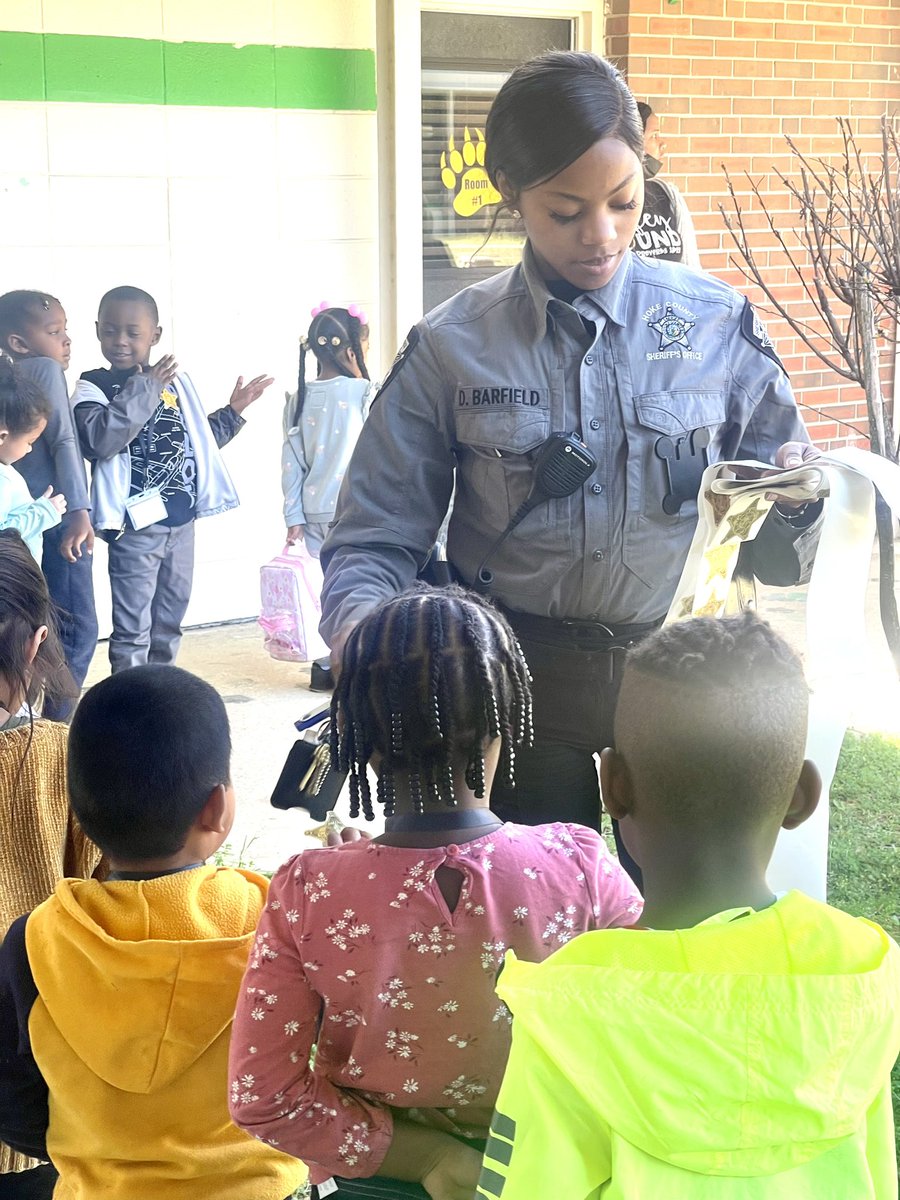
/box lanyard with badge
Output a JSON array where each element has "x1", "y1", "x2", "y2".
[{"x1": 123, "y1": 384, "x2": 178, "y2": 529}]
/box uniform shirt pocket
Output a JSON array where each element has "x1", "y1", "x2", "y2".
[
  {"x1": 623, "y1": 390, "x2": 728, "y2": 588},
  {"x1": 454, "y1": 407, "x2": 551, "y2": 533}
]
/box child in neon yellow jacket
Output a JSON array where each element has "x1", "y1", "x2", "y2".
[{"x1": 479, "y1": 613, "x2": 900, "y2": 1200}]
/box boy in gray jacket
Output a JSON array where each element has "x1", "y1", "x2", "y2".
[{"x1": 73, "y1": 285, "x2": 272, "y2": 672}]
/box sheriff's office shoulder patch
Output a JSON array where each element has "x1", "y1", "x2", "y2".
[
  {"x1": 372, "y1": 325, "x2": 420, "y2": 404},
  {"x1": 740, "y1": 299, "x2": 786, "y2": 374}
]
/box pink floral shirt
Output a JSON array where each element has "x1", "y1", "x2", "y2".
[{"x1": 228, "y1": 823, "x2": 642, "y2": 1180}]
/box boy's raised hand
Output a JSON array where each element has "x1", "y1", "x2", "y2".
[
  {"x1": 228, "y1": 374, "x2": 274, "y2": 415},
  {"x1": 140, "y1": 355, "x2": 179, "y2": 386}
]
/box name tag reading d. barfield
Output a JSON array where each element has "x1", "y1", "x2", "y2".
[{"x1": 457, "y1": 386, "x2": 548, "y2": 409}]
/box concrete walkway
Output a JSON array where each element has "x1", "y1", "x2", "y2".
[{"x1": 83, "y1": 552, "x2": 900, "y2": 874}]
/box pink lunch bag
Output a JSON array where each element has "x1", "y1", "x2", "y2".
[{"x1": 258, "y1": 543, "x2": 331, "y2": 663}]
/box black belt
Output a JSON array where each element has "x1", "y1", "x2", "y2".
[{"x1": 497, "y1": 604, "x2": 664, "y2": 651}]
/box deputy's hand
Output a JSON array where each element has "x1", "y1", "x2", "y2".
[
  {"x1": 59, "y1": 510, "x2": 95, "y2": 561},
  {"x1": 771, "y1": 441, "x2": 822, "y2": 507},
  {"x1": 286, "y1": 524, "x2": 304, "y2": 545}
]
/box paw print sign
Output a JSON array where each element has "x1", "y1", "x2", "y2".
[{"x1": 440, "y1": 127, "x2": 502, "y2": 218}]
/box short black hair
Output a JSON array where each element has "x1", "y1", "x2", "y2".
[
  {"x1": 332, "y1": 585, "x2": 533, "y2": 820},
  {"x1": 0, "y1": 356, "x2": 50, "y2": 436},
  {"x1": 0, "y1": 290, "x2": 60, "y2": 353},
  {"x1": 637, "y1": 101, "x2": 653, "y2": 130},
  {"x1": 68, "y1": 665, "x2": 232, "y2": 860},
  {"x1": 615, "y1": 613, "x2": 809, "y2": 830},
  {"x1": 97, "y1": 285, "x2": 159, "y2": 325}
]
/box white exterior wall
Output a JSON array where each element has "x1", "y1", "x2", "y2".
[{"x1": 1, "y1": 1, "x2": 378, "y2": 630}]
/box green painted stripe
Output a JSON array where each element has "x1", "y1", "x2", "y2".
[{"x1": 0, "y1": 30, "x2": 376, "y2": 110}]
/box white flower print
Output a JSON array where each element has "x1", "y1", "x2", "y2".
[
  {"x1": 285, "y1": 909, "x2": 300, "y2": 924},
  {"x1": 512, "y1": 905, "x2": 529, "y2": 923},
  {"x1": 230, "y1": 1074, "x2": 260, "y2": 1105},
  {"x1": 442, "y1": 1075, "x2": 487, "y2": 1105},
  {"x1": 337, "y1": 968, "x2": 359, "y2": 985},
  {"x1": 250, "y1": 1006, "x2": 267, "y2": 1022},
  {"x1": 248, "y1": 930, "x2": 279, "y2": 970},
  {"x1": 464, "y1": 900, "x2": 486, "y2": 917},
  {"x1": 304, "y1": 871, "x2": 332, "y2": 902},
  {"x1": 385, "y1": 1028, "x2": 420, "y2": 1061},
  {"x1": 447, "y1": 1033, "x2": 475, "y2": 1050},
  {"x1": 265, "y1": 993, "x2": 278, "y2": 1006},
  {"x1": 492, "y1": 1002, "x2": 512, "y2": 1025},
  {"x1": 328, "y1": 1008, "x2": 365, "y2": 1028},
  {"x1": 377, "y1": 977, "x2": 414, "y2": 1010},
  {"x1": 303, "y1": 960, "x2": 322, "y2": 973},
  {"x1": 403, "y1": 1079, "x2": 419, "y2": 1094},
  {"x1": 523, "y1": 867, "x2": 539, "y2": 880},
  {"x1": 542, "y1": 826, "x2": 576, "y2": 857},
  {"x1": 480, "y1": 939, "x2": 506, "y2": 972},
  {"x1": 269, "y1": 900, "x2": 281, "y2": 910},
  {"x1": 407, "y1": 923, "x2": 457, "y2": 956},
  {"x1": 437, "y1": 1000, "x2": 459, "y2": 1015},
  {"x1": 284, "y1": 1020, "x2": 300, "y2": 1036},
  {"x1": 325, "y1": 909, "x2": 371, "y2": 952},
  {"x1": 390, "y1": 861, "x2": 432, "y2": 908},
  {"x1": 543, "y1": 904, "x2": 578, "y2": 945},
  {"x1": 346, "y1": 1055, "x2": 364, "y2": 1079}
]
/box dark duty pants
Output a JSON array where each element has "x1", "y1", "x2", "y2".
[
  {"x1": 489, "y1": 611, "x2": 662, "y2": 890},
  {"x1": 39, "y1": 523, "x2": 99, "y2": 721}
]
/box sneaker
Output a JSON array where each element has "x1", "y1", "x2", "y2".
[{"x1": 309, "y1": 661, "x2": 335, "y2": 692}]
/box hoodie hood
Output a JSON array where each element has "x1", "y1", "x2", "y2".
[
  {"x1": 497, "y1": 891, "x2": 900, "y2": 1179},
  {"x1": 27, "y1": 866, "x2": 268, "y2": 1094}
]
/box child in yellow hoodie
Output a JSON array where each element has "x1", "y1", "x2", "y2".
[
  {"x1": 0, "y1": 664, "x2": 306, "y2": 1200},
  {"x1": 479, "y1": 613, "x2": 900, "y2": 1200}
]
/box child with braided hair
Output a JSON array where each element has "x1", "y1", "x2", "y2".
[
  {"x1": 282, "y1": 304, "x2": 375, "y2": 689},
  {"x1": 230, "y1": 585, "x2": 642, "y2": 1200}
]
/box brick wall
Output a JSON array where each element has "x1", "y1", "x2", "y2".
[{"x1": 607, "y1": 0, "x2": 899, "y2": 450}]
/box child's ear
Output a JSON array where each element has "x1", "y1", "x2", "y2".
[
  {"x1": 0, "y1": 430, "x2": 8, "y2": 447},
  {"x1": 94, "y1": 320, "x2": 101, "y2": 341},
  {"x1": 24, "y1": 626, "x2": 48, "y2": 667},
  {"x1": 782, "y1": 759, "x2": 822, "y2": 831},
  {"x1": 5, "y1": 332, "x2": 30, "y2": 358},
  {"x1": 151, "y1": 326, "x2": 162, "y2": 347},
  {"x1": 599, "y1": 747, "x2": 633, "y2": 822},
  {"x1": 198, "y1": 783, "x2": 232, "y2": 835}
]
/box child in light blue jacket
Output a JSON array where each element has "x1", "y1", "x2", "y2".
[{"x1": 282, "y1": 305, "x2": 374, "y2": 689}]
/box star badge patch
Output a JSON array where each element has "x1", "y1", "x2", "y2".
[{"x1": 649, "y1": 305, "x2": 696, "y2": 352}]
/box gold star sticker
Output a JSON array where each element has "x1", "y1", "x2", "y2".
[
  {"x1": 305, "y1": 811, "x2": 346, "y2": 844},
  {"x1": 694, "y1": 594, "x2": 724, "y2": 618},
  {"x1": 724, "y1": 495, "x2": 768, "y2": 542},
  {"x1": 704, "y1": 542, "x2": 738, "y2": 584},
  {"x1": 160, "y1": 386, "x2": 179, "y2": 409}
]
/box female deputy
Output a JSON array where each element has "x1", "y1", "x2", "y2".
[{"x1": 319, "y1": 52, "x2": 820, "y2": 876}]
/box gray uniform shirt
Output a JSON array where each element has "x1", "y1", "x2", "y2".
[{"x1": 321, "y1": 246, "x2": 819, "y2": 642}]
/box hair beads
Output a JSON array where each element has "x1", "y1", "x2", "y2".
[{"x1": 330, "y1": 585, "x2": 533, "y2": 818}]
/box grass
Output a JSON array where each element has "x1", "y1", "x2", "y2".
[{"x1": 827, "y1": 730, "x2": 900, "y2": 1161}]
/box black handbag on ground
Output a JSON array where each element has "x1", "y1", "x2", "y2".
[{"x1": 270, "y1": 719, "x2": 346, "y2": 821}]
